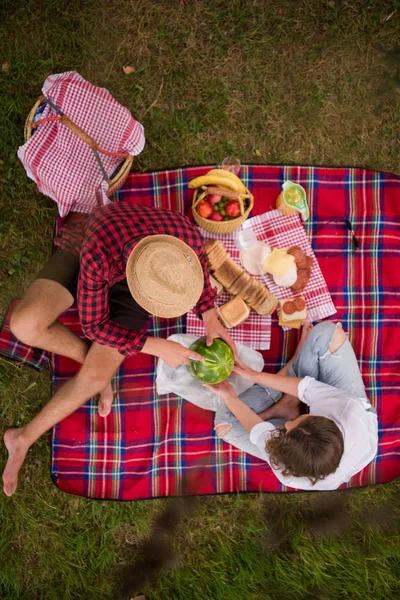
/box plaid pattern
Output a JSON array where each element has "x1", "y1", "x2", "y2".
[
  {"x1": 1, "y1": 165, "x2": 399, "y2": 497},
  {"x1": 17, "y1": 71, "x2": 145, "y2": 216},
  {"x1": 0, "y1": 301, "x2": 49, "y2": 371},
  {"x1": 186, "y1": 210, "x2": 335, "y2": 347},
  {"x1": 78, "y1": 203, "x2": 216, "y2": 356}
]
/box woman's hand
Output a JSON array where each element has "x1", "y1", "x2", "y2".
[
  {"x1": 232, "y1": 360, "x2": 259, "y2": 382},
  {"x1": 202, "y1": 308, "x2": 237, "y2": 357},
  {"x1": 203, "y1": 380, "x2": 237, "y2": 403}
]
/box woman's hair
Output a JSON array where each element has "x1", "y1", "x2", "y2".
[{"x1": 266, "y1": 416, "x2": 344, "y2": 485}]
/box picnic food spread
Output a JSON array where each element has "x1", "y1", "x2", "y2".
[
  {"x1": 189, "y1": 169, "x2": 254, "y2": 233},
  {"x1": 186, "y1": 337, "x2": 234, "y2": 383},
  {"x1": 205, "y1": 239, "x2": 278, "y2": 317},
  {"x1": 279, "y1": 296, "x2": 307, "y2": 329}
]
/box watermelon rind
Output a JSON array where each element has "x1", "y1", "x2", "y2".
[{"x1": 186, "y1": 337, "x2": 234, "y2": 384}]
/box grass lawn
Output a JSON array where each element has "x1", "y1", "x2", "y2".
[{"x1": 1, "y1": 0, "x2": 400, "y2": 598}]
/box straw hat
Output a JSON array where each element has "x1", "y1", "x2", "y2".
[{"x1": 126, "y1": 235, "x2": 204, "y2": 318}]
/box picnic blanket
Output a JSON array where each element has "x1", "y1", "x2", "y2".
[{"x1": 1, "y1": 164, "x2": 399, "y2": 498}]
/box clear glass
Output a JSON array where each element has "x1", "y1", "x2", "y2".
[
  {"x1": 221, "y1": 156, "x2": 241, "y2": 176},
  {"x1": 235, "y1": 228, "x2": 257, "y2": 250}
]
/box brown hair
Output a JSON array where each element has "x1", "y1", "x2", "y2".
[{"x1": 266, "y1": 416, "x2": 344, "y2": 485}]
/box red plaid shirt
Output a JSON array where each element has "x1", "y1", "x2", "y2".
[{"x1": 71, "y1": 203, "x2": 215, "y2": 356}]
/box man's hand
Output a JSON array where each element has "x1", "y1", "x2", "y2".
[
  {"x1": 160, "y1": 340, "x2": 203, "y2": 369},
  {"x1": 203, "y1": 380, "x2": 236, "y2": 403},
  {"x1": 202, "y1": 308, "x2": 237, "y2": 357},
  {"x1": 142, "y1": 337, "x2": 203, "y2": 369}
]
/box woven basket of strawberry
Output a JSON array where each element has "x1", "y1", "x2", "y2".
[{"x1": 189, "y1": 169, "x2": 254, "y2": 234}]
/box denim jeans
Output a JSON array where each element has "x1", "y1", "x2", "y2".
[{"x1": 214, "y1": 321, "x2": 367, "y2": 460}]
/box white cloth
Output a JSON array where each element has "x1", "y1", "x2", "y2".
[
  {"x1": 156, "y1": 334, "x2": 264, "y2": 412},
  {"x1": 249, "y1": 376, "x2": 378, "y2": 490}
]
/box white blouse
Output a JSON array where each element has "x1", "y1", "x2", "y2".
[{"x1": 249, "y1": 376, "x2": 378, "y2": 491}]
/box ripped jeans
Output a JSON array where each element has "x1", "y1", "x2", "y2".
[{"x1": 214, "y1": 321, "x2": 367, "y2": 460}]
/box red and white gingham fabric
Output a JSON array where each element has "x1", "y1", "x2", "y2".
[
  {"x1": 186, "y1": 209, "x2": 336, "y2": 349},
  {"x1": 17, "y1": 71, "x2": 145, "y2": 217},
  {"x1": 186, "y1": 228, "x2": 273, "y2": 349}
]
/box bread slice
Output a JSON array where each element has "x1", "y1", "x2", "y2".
[
  {"x1": 227, "y1": 272, "x2": 249, "y2": 295},
  {"x1": 209, "y1": 275, "x2": 224, "y2": 297},
  {"x1": 206, "y1": 241, "x2": 229, "y2": 272},
  {"x1": 250, "y1": 287, "x2": 278, "y2": 315},
  {"x1": 240, "y1": 278, "x2": 259, "y2": 302},
  {"x1": 218, "y1": 296, "x2": 250, "y2": 328},
  {"x1": 213, "y1": 259, "x2": 243, "y2": 288}
]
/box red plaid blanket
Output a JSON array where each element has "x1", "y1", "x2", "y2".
[{"x1": 1, "y1": 164, "x2": 399, "y2": 497}]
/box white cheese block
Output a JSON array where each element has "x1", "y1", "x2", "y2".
[{"x1": 240, "y1": 241, "x2": 271, "y2": 275}]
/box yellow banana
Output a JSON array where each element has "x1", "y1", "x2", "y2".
[
  {"x1": 188, "y1": 175, "x2": 241, "y2": 193},
  {"x1": 206, "y1": 168, "x2": 247, "y2": 194}
]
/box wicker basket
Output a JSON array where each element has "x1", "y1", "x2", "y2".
[
  {"x1": 192, "y1": 186, "x2": 254, "y2": 234},
  {"x1": 24, "y1": 95, "x2": 133, "y2": 197}
]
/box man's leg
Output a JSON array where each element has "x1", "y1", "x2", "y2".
[
  {"x1": 10, "y1": 278, "x2": 89, "y2": 364},
  {"x1": 2, "y1": 342, "x2": 124, "y2": 496},
  {"x1": 10, "y1": 278, "x2": 114, "y2": 415}
]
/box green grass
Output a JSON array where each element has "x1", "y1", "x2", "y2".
[{"x1": 1, "y1": 0, "x2": 400, "y2": 599}]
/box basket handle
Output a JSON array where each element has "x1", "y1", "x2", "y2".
[{"x1": 60, "y1": 115, "x2": 97, "y2": 149}]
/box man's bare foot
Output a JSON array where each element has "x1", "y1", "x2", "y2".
[
  {"x1": 98, "y1": 382, "x2": 114, "y2": 417},
  {"x1": 2, "y1": 428, "x2": 29, "y2": 496}
]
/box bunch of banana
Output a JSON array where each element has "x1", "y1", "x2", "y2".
[{"x1": 188, "y1": 168, "x2": 247, "y2": 199}]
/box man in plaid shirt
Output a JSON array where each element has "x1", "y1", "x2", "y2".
[{"x1": 3, "y1": 203, "x2": 235, "y2": 496}]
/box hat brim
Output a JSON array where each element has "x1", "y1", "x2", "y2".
[{"x1": 126, "y1": 235, "x2": 204, "y2": 318}]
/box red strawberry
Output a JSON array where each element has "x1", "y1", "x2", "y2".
[
  {"x1": 197, "y1": 200, "x2": 214, "y2": 218},
  {"x1": 209, "y1": 211, "x2": 224, "y2": 221},
  {"x1": 208, "y1": 194, "x2": 222, "y2": 205},
  {"x1": 225, "y1": 200, "x2": 241, "y2": 217}
]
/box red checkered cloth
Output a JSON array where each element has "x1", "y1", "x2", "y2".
[
  {"x1": 1, "y1": 165, "x2": 399, "y2": 498},
  {"x1": 17, "y1": 71, "x2": 145, "y2": 216},
  {"x1": 187, "y1": 229, "x2": 272, "y2": 349},
  {"x1": 186, "y1": 210, "x2": 336, "y2": 347}
]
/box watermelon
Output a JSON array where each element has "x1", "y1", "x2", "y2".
[{"x1": 186, "y1": 337, "x2": 234, "y2": 384}]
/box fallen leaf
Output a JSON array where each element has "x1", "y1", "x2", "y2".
[
  {"x1": 2, "y1": 61, "x2": 9, "y2": 73},
  {"x1": 123, "y1": 65, "x2": 135, "y2": 75}
]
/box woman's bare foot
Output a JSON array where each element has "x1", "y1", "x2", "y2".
[
  {"x1": 258, "y1": 393, "x2": 300, "y2": 422},
  {"x1": 293, "y1": 319, "x2": 313, "y2": 359},
  {"x1": 2, "y1": 428, "x2": 29, "y2": 496},
  {"x1": 277, "y1": 320, "x2": 313, "y2": 378},
  {"x1": 98, "y1": 382, "x2": 114, "y2": 417}
]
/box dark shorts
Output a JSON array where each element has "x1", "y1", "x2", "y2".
[{"x1": 36, "y1": 248, "x2": 149, "y2": 330}]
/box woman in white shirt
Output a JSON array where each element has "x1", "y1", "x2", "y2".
[{"x1": 205, "y1": 321, "x2": 378, "y2": 491}]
